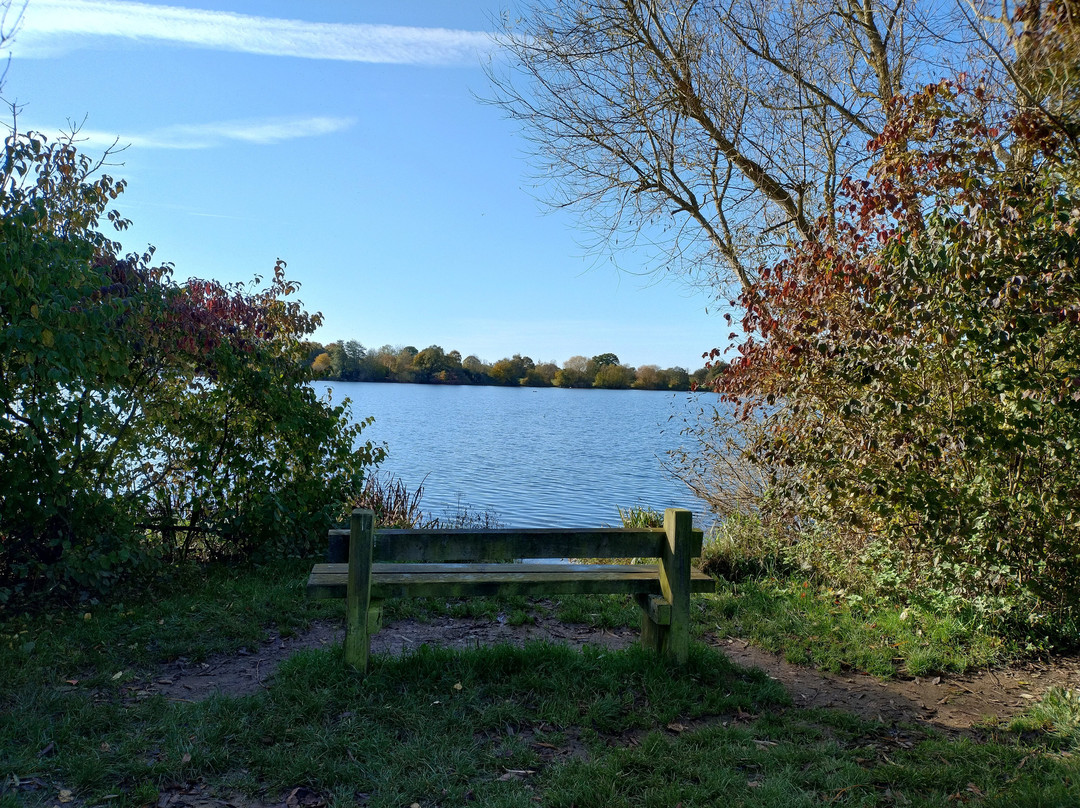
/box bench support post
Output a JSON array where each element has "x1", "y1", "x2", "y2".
[
  {"x1": 636, "y1": 593, "x2": 668, "y2": 653},
  {"x1": 660, "y1": 508, "x2": 693, "y2": 664},
  {"x1": 344, "y1": 508, "x2": 376, "y2": 672}
]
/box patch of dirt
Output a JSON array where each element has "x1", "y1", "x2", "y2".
[
  {"x1": 370, "y1": 612, "x2": 638, "y2": 656},
  {"x1": 140, "y1": 614, "x2": 1079, "y2": 738},
  {"x1": 709, "y1": 635, "x2": 1080, "y2": 733},
  {"x1": 142, "y1": 614, "x2": 637, "y2": 702},
  {"x1": 140, "y1": 623, "x2": 341, "y2": 702}
]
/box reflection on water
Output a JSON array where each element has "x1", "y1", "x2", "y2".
[{"x1": 314, "y1": 381, "x2": 721, "y2": 528}]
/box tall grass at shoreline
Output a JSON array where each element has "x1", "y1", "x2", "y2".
[{"x1": 355, "y1": 473, "x2": 504, "y2": 530}]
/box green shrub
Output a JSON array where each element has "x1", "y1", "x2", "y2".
[{"x1": 0, "y1": 132, "x2": 382, "y2": 604}]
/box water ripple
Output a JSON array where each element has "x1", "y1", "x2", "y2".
[{"x1": 316, "y1": 382, "x2": 721, "y2": 529}]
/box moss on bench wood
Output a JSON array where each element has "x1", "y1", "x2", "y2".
[{"x1": 326, "y1": 527, "x2": 705, "y2": 563}]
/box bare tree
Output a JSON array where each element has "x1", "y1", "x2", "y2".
[{"x1": 487, "y1": 0, "x2": 952, "y2": 294}]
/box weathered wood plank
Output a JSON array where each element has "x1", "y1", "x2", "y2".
[
  {"x1": 659, "y1": 508, "x2": 693, "y2": 664},
  {"x1": 344, "y1": 509, "x2": 375, "y2": 672},
  {"x1": 645, "y1": 594, "x2": 672, "y2": 626},
  {"x1": 635, "y1": 593, "x2": 672, "y2": 651},
  {"x1": 309, "y1": 562, "x2": 715, "y2": 582},
  {"x1": 326, "y1": 527, "x2": 705, "y2": 562},
  {"x1": 307, "y1": 562, "x2": 714, "y2": 600},
  {"x1": 335, "y1": 562, "x2": 696, "y2": 575}
]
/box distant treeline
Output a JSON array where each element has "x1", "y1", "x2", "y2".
[{"x1": 303, "y1": 341, "x2": 726, "y2": 391}]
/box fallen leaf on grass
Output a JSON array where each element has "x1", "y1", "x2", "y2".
[
  {"x1": 499, "y1": 769, "x2": 537, "y2": 781},
  {"x1": 666, "y1": 722, "x2": 688, "y2": 733},
  {"x1": 285, "y1": 786, "x2": 325, "y2": 807},
  {"x1": 181, "y1": 753, "x2": 191, "y2": 763},
  {"x1": 58, "y1": 789, "x2": 74, "y2": 803}
]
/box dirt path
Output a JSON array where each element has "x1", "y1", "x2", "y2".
[
  {"x1": 709, "y1": 636, "x2": 1079, "y2": 732},
  {"x1": 142, "y1": 614, "x2": 640, "y2": 702},
  {"x1": 141, "y1": 614, "x2": 1079, "y2": 736}
]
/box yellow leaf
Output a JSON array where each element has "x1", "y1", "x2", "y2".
[
  {"x1": 59, "y1": 790, "x2": 74, "y2": 803},
  {"x1": 41, "y1": 329, "x2": 54, "y2": 347},
  {"x1": 30, "y1": 304, "x2": 39, "y2": 319}
]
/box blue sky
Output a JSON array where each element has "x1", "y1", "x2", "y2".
[{"x1": 4, "y1": 0, "x2": 723, "y2": 369}]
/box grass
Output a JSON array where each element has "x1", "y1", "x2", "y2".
[
  {"x1": 2, "y1": 559, "x2": 1078, "y2": 807},
  {"x1": 700, "y1": 576, "x2": 1016, "y2": 678}
]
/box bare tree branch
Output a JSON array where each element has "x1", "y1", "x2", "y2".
[
  {"x1": 486, "y1": 0, "x2": 945, "y2": 294},
  {"x1": 0, "y1": 1, "x2": 27, "y2": 89}
]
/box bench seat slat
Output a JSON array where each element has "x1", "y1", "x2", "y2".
[{"x1": 307, "y1": 562, "x2": 715, "y2": 600}]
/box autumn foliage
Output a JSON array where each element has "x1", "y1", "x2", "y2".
[{"x1": 712, "y1": 22, "x2": 1080, "y2": 626}]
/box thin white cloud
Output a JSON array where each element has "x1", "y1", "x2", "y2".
[
  {"x1": 68, "y1": 114, "x2": 355, "y2": 150},
  {"x1": 13, "y1": 0, "x2": 494, "y2": 64}
]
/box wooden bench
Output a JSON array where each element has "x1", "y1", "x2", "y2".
[{"x1": 307, "y1": 507, "x2": 715, "y2": 672}]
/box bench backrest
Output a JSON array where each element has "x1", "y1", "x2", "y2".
[{"x1": 327, "y1": 525, "x2": 704, "y2": 564}]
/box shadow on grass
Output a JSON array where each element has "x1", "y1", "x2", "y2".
[{"x1": 5, "y1": 635, "x2": 1080, "y2": 807}]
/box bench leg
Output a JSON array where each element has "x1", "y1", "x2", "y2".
[
  {"x1": 660, "y1": 508, "x2": 693, "y2": 664},
  {"x1": 344, "y1": 509, "x2": 376, "y2": 672},
  {"x1": 636, "y1": 593, "x2": 669, "y2": 653}
]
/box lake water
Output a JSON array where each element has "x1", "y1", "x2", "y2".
[{"x1": 312, "y1": 381, "x2": 719, "y2": 529}]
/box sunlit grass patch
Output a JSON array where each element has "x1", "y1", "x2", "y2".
[
  {"x1": 1004, "y1": 686, "x2": 1080, "y2": 751},
  {"x1": 701, "y1": 575, "x2": 1017, "y2": 678}
]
